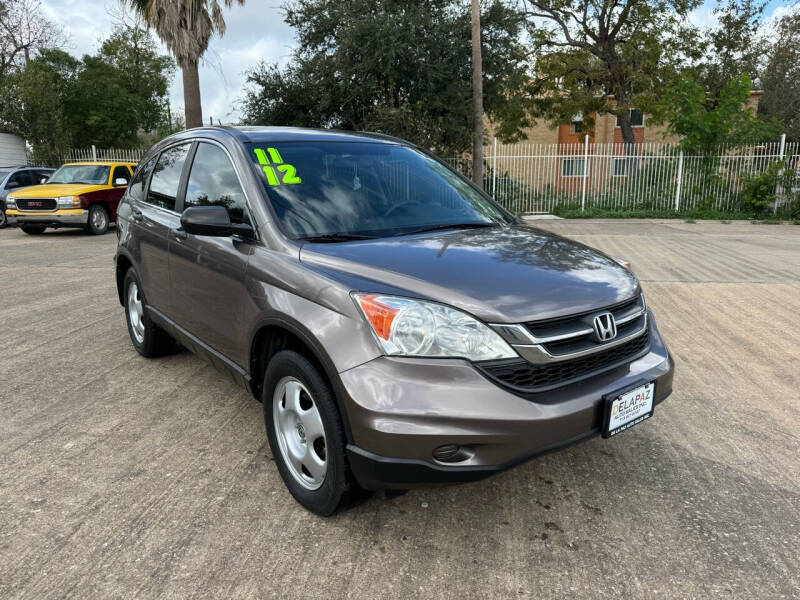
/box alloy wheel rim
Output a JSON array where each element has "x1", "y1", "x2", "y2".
[
  {"x1": 92, "y1": 209, "x2": 107, "y2": 231},
  {"x1": 127, "y1": 282, "x2": 145, "y2": 343},
  {"x1": 273, "y1": 376, "x2": 327, "y2": 490}
]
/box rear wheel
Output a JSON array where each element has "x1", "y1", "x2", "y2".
[
  {"x1": 263, "y1": 350, "x2": 351, "y2": 516},
  {"x1": 86, "y1": 204, "x2": 109, "y2": 235},
  {"x1": 20, "y1": 226, "x2": 46, "y2": 235},
  {"x1": 123, "y1": 268, "x2": 175, "y2": 357}
]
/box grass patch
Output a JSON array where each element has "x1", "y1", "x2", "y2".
[{"x1": 549, "y1": 206, "x2": 754, "y2": 220}]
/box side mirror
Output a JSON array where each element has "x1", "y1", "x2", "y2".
[
  {"x1": 114, "y1": 178, "x2": 129, "y2": 187},
  {"x1": 180, "y1": 205, "x2": 254, "y2": 238}
]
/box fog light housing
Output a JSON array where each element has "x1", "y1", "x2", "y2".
[{"x1": 432, "y1": 444, "x2": 472, "y2": 463}]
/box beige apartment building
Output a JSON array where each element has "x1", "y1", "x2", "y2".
[{"x1": 483, "y1": 91, "x2": 764, "y2": 196}]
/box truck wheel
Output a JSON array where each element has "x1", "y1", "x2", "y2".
[
  {"x1": 86, "y1": 204, "x2": 109, "y2": 235},
  {"x1": 263, "y1": 350, "x2": 351, "y2": 516},
  {"x1": 123, "y1": 269, "x2": 175, "y2": 357},
  {"x1": 0, "y1": 210, "x2": 6, "y2": 228},
  {"x1": 20, "y1": 226, "x2": 46, "y2": 235}
]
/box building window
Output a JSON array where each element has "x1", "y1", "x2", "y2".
[
  {"x1": 561, "y1": 158, "x2": 586, "y2": 177},
  {"x1": 570, "y1": 120, "x2": 584, "y2": 134},
  {"x1": 616, "y1": 109, "x2": 644, "y2": 127},
  {"x1": 612, "y1": 158, "x2": 629, "y2": 177}
]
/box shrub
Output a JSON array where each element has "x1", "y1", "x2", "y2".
[{"x1": 739, "y1": 162, "x2": 782, "y2": 216}]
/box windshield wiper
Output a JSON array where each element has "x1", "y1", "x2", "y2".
[
  {"x1": 394, "y1": 222, "x2": 498, "y2": 237},
  {"x1": 297, "y1": 233, "x2": 376, "y2": 243}
]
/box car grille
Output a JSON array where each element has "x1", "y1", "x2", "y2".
[
  {"x1": 525, "y1": 295, "x2": 645, "y2": 358},
  {"x1": 17, "y1": 198, "x2": 57, "y2": 211},
  {"x1": 478, "y1": 330, "x2": 651, "y2": 395}
]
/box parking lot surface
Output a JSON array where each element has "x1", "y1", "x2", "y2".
[{"x1": 1, "y1": 219, "x2": 799, "y2": 599}]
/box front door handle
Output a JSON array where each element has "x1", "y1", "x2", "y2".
[
  {"x1": 171, "y1": 227, "x2": 188, "y2": 241},
  {"x1": 131, "y1": 208, "x2": 143, "y2": 222}
]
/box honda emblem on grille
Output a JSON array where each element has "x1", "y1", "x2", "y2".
[{"x1": 593, "y1": 312, "x2": 617, "y2": 341}]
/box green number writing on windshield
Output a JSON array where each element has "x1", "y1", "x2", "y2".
[{"x1": 254, "y1": 148, "x2": 302, "y2": 186}]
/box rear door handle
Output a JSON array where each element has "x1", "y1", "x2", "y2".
[{"x1": 171, "y1": 227, "x2": 187, "y2": 241}]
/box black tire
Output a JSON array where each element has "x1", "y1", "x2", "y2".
[
  {"x1": 20, "y1": 225, "x2": 46, "y2": 235},
  {"x1": 263, "y1": 350, "x2": 351, "y2": 516},
  {"x1": 0, "y1": 210, "x2": 7, "y2": 229},
  {"x1": 123, "y1": 268, "x2": 175, "y2": 358},
  {"x1": 86, "y1": 204, "x2": 109, "y2": 235}
]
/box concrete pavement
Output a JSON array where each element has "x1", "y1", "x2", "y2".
[{"x1": 1, "y1": 220, "x2": 798, "y2": 599}]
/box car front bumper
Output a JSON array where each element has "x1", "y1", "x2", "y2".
[
  {"x1": 6, "y1": 209, "x2": 88, "y2": 228},
  {"x1": 339, "y1": 311, "x2": 674, "y2": 490}
]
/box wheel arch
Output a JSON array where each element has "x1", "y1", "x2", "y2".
[
  {"x1": 249, "y1": 316, "x2": 354, "y2": 444},
  {"x1": 115, "y1": 252, "x2": 134, "y2": 306}
]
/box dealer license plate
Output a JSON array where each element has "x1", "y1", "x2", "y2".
[{"x1": 602, "y1": 381, "x2": 655, "y2": 438}]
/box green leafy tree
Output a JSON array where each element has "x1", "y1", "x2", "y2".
[
  {"x1": 0, "y1": 49, "x2": 78, "y2": 164},
  {"x1": 700, "y1": 0, "x2": 766, "y2": 98},
  {"x1": 66, "y1": 21, "x2": 174, "y2": 147},
  {"x1": 98, "y1": 20, "x2": 175, "y2": 134},
  {"x1": 0, "y1": 0, "x2": 65, "y2": 128},
  {"x1": 759, "y1": 8, "x2": 800, "y2": 141},
  {"x1": 241, "y1": 0, "x2": 532, "y2": 155},
  {"x1": 657, "y1": 74, "x2": 774, "y2": 155},
  {"x1": 516, "y1": 0, "x2": 702, "y2": 146}
]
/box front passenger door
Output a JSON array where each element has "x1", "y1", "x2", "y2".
[{"x1": 169, "y1": 142, "x2": 256, "y2": 367}]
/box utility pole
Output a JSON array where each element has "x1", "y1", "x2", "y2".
[{"x1": 471, "y1": 0, "x2": 484, "y2": 189}]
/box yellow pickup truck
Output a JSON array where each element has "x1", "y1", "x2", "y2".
[{"x1": 6, "y1": 161, "x2": 137, "y2": 235}]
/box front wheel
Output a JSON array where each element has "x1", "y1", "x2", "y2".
[
  {"x1": 123, "y1": 269, "x2": 175, "y2": 357},
  {"x1": 86, "y1": 204, "x2": 109, "y2": 235},
  {"x1": 0, "y1": 210, "x2": 7, "y2": 229},
  {"x1": 263, "y1": 350, "x2": 351, "y2": 516}
]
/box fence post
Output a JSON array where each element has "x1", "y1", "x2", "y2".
[
  {"x1": 674, "y1": 149, "x2": 684, "y2": 211},
  {"x1": 91, "y1": 145, "x2": 97, "y2": 162},
  {"x1": 774, "y1": 133, "x2": 787, "y2": 214},
  {"x1": 581, "y1": 135, "x2": 589, "y2": 212},
  {"x1": 492, "y1": 137, "x2": 498, "y2": 199}
]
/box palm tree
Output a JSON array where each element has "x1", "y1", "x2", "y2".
[{"x1": 125, "y1": 0, "x2": 244, "y2": 128}]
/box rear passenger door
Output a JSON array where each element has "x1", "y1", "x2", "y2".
[
  {"x1": 169, "y1": 141, "x2": 256, "y2": 367},
  {"x1": 129, "y1": 144, "x2": 192, "y2": 318}
]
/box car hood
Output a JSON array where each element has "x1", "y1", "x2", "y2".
[
  {"x1": 7, "y1": 183, "x2": 108, "y2": 198},
  {"x1": 299, "y1": 225, "x2": 640, "y2": 323}
]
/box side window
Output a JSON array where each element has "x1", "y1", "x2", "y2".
[
  {"x1": 147, "y1": 144, "x2": 191, "y2": 211},
  {"x1": 128, "y1": 157, "x2": 156, "y2": 203},
  {"x1": 112, "y1": 166, "x2": 132, "y2": 186},
  {"x1": 184, "y1": 143, "x2": 249, "y2": 224},
  {"x1": 6, "y1": 171, "x2": 28, "y2": 188}
]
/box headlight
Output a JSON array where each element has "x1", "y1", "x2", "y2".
[
  {"x1": 354, "y1": 294, "x2": 517, "y2": 361},
  {"x1": 6, "y1": 196, "x2": 15, "y2": 208},
  {"x1": 58, "y1": 196, "x2": 81, "y2": 208}
]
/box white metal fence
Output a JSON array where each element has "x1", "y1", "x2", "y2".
[
  {"x1": 449, "y1": 135, "x2": 799, "y2": 214},
  {"x1": 68, "y1": 146, "x2": 146, "y2": 163},
  {"x1": 26, "y1": 145, "x2": 146, "y2": 166}
]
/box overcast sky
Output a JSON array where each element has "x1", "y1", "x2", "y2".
[{"x1": 41, "y1": 0, "x2": 793, "y2": 124}]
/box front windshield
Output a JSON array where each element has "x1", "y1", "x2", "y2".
[
  {"x1": 248, "y1": 142, "x2": 512, "y2": 240},
  {"x1": 47, "y1": 165, "x2": 110, "y2": 185}
]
